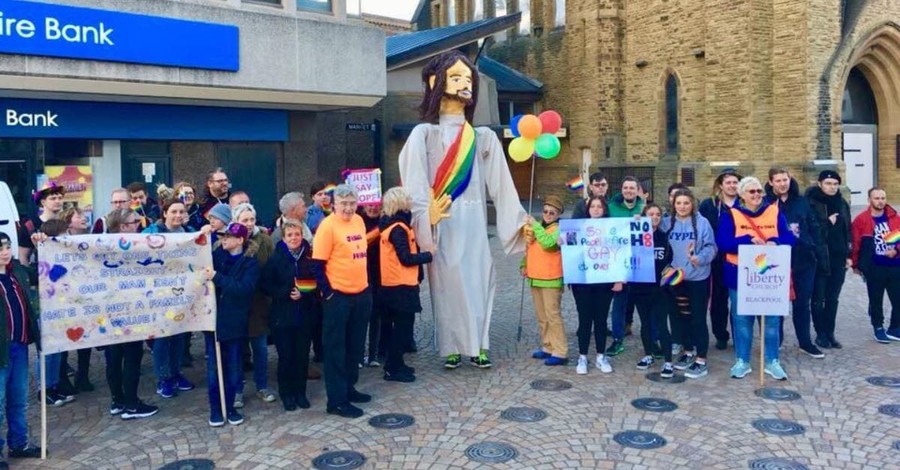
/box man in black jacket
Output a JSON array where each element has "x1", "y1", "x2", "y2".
[
  {"x1": 571, "y1": 172, "x2": 609, "y2": 219},
  {"x1": 766, "y1": 167, "x2": 826, "y2": 359},
  {"x1": 805, "y1": 170, "x2": 852, "y2": 349}
]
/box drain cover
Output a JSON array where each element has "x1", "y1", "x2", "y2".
[
  {"x1": 530, "y1": 379, "x2": 572, "y2": 391},
  {"x1": 311, "y1": 451, "x2": 366, "y2": 469},
  {"x1": 464, "y1": 442, "x2": 518, "y2": 464},
  {"x1": 158, "y1": 459, "x2": 215, "y2": 470},
  {"x1": 500, "y1": 407, "x2": 547, "y2": 422},
  {"x1": 613, "y1": 431, "x2": 667, "y2": 449},
  {"x1": 866, "y1": 377, "x2": 900, "y2": 388},
  {"x1": 646, "y1": 372, "x2": 686, "y2": 383},
  {"x1": 368, "y1": 413, "x2": 415, "y2": 429},
  {"x1": 748, "y1": 457, "x2": 809, "y2": 470},
  {"x1": 751, "y1": 419, "x2": 806, "y2": 436},
  {"x1": 878, "y1": 404, "x2": 900, "y2": 418},
  {"x1": 754, "y1": 388, "x2": 801, "y2": 401},
  {"x1": 631, "y1": 398, "x2": 678, "y2": 412}
]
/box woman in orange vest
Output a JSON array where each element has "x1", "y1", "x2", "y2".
[
  {"x1": 378, "y1": 187, "x2": 434, "y2": 383},
  {"x1": 717, "y1": 176, "x2": 796, "y2": 381},
  {"x1": 522, "y1": 195, "x2": 567, "y2": 366}
]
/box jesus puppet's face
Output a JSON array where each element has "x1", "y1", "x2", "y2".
[{"x1": 431, "y1": 59, "x2": 473, "y2": 116}]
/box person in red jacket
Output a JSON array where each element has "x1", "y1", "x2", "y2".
[{"x1": 850, "y1": 187, "x2": 900, "y2": 343}]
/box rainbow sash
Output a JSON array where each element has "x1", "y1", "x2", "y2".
[
  {"x1": 432, "y1": 122, "x2": 476, "y2": 200},
  {"x1": 295, "y1": 279, "x2": 317, "y2": 293}
]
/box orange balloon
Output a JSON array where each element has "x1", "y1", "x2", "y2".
[{"x1": 517, "y1": 115, "x2": 542, "y2": 139}]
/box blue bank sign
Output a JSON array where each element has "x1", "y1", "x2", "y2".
[
  {"x1": 0, "y1": 0, "x2": 239, "y2": 71},
  {"x1": 0, "y1": 98, "x2": 288, "y2": 141}
]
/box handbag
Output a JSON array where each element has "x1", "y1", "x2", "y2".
[{"x1": 733, "y1": 210, "x2": 796, "y2": 301}]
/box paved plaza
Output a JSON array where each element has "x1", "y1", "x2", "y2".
[{"x1": 17, "y1": 229, "x2": 900, "y2": 470}]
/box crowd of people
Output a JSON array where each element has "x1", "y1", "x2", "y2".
[
  {"x1": 0, "y1": 163, "x2": 897, "y2": 463},
  {"x1": 522, "y1": 167, "x2": 899, "y2": 381}
]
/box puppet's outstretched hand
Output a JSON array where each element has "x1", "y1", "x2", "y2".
[{"x1": 429, "y1": 193, "x2": 452, "y2": 226}]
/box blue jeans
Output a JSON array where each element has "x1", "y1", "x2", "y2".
[
  {"x1": 240, "y1": 335, "x2": 268, "y2": 393},
  {"x1": 730, "y1": 290, "x2": 781, "y2": 363},
  {"x1": 1, "y1": 343, "x2": 31, "y2": 451},
  {"x1": 152, "y1": 335, "x2": 185, "y2": 381},
  {"x1": 34, "y1": 352, "x2": 61, "y2": 389},
  {"x1": 610, "y1": 289, "x2": 628, "y2": 341},
  {"x1": 205, "y1": 333, "x2": 242, "y2": 419}
]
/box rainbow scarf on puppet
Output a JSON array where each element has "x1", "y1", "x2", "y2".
[{"x1": 432, "y1": 122, "x2": 476, "y2": 201}]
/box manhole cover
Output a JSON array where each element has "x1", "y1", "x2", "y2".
[
  {"x1": 631, "y1": 398, "x2": 678, "y2": 412},
  {"x1": 500, "y1": 407, "x2": 548, "y2": 422},
  {"x1": 530, "y1": 379, "x2": 572, "y2": 391},
  {"x1": 878, "y1": 404, "x2": 900, "y2": 418},
  {"x1": 311, "y1": 451, "x2": 366, "y2": 469},
  {"x1": 867, "y1": 377, "x2": 900, "y2": 388},
  {"x1": 158, "y1": 459, "x2": 215, "y2": 470},
  {"x1": 464, "y1": 442, "x2": 518, "y2": 464},
  {"x1": 368, "y1": 413, "x2": 415, "y2": 429},
  {"x1": 751, "y1": 419, "x2": 806, "y2": 436},
  {"x1": 646, "y1": 372, "x2": 686, "y2": 383},
  {"x1": 748, "y1": 457, "x2": 809, "y2": 470},
  {"x1": 754, "y1": 388, "x2": 802, "y2": 401},
  {"x1": 613, "y1": 431, "x2": 667, "y2": 449}
]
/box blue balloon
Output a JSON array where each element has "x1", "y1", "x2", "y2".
[{"x1": 510, "y1": 114, "x2": 523, "y2": 138}]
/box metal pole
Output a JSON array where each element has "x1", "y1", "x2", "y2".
[{"x1": 516, "y1": 156, "x2": 537, "y2": 343}]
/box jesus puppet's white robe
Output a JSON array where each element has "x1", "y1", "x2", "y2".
[{"x1": 398, "y1": 114, "x2": 528, "y2": 357}]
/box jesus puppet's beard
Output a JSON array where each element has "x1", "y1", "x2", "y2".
[{"x1": 443, "y1": 91, "x2": 473, "y2": 106}]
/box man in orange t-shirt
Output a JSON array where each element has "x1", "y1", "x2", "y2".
[{"x1": 312, "y1": 184, "x2": 373, "y2": 419}]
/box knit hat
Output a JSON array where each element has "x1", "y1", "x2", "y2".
[
  {"x1": 207, "y1": 203, "x2": 232, "y2": 225},
  {"x1": 818, "y1": 170, "x2": 842, "y2": 184},
  {"x1": 543, "y1": 195, "x2": 564, "y2": 213},
  {"x1": 218, "y1": 223, "x2": 249, "y2": 240}
]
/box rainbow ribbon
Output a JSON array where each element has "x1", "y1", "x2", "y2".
[
  {"x1": 432, "y1": 122, "x2": 476, "y2": 201},
  {"x1": 566, "y1": 176, "x2": 584, "y2": 191},
  {"x1": 295, "y1": 279, "x2": 317, "y2": 293}
]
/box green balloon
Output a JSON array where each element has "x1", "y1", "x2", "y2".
[{"x1": 534, "y1": 134, "x2": 561, "y2": 159}]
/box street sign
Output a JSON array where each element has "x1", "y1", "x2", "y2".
[{"x1": 346, "y1": 123, "x2": 375, "y2": 132}]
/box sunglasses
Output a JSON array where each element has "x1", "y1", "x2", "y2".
[
  {"x1": 745, "y1": 189, "x2": 764, "y2": 195},
  {"x1": 543, "y1": 210, "x2": 559, "y2": 216}
]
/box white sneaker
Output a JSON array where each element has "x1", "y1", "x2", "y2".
[
  {"x1": 596, "y1": 354, "x2": 613, "y2": 373},
  {"x1": 576, "y1": 356, "x2": 588, "y2": 375}
]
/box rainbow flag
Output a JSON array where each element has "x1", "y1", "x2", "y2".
[
  {"x1": 295, "y1": 279, "x2": 317, "y2": 293},
  {"x1": 660, "y1": 267, "x2": 684, "y2": 286},
  {"x1": 884, "y1": 229, "x2": 900, "y2": 245},
  {"x1": 432, "y1": 122, "x2": 476, "y2": 200},
  {"x1": 323, "y1": 184, "x2": 337, "y2": 193},
  {"x1": 566, "y1": 176, "x2": 584, "y2": 191}
]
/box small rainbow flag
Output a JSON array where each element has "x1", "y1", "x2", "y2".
[
  {"x1": 295, "y1": 279, "x2": 317, "y2": 293},
  {"x1": 660, "y1": 267, "x2": 684, "y2": 286},
  {"x1": 323, "y1": 184, "x2": 337, "y2": 194},
  {"x1": 432, "y1": 122, "x2": 476, "y2": 201},
  {"x1": 566, "y1": 176, "x2": 584, "y2": 191},
  {"x1": 754, "y1": 254, "x2": 778, "y2": 274},
  {"x1": 884, "y1": 229, "x2": 900, "y2": 245}
]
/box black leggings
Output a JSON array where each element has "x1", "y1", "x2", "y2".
[
  {"x1": 572, "y1": 284, "x2": 615, "y2": 355},
  {"x1": 634, "y1": 288, "x2": 672, "y2": 362}
]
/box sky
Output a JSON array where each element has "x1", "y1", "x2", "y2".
[{"x1": 360, "y1": 0, "x2": 421, "y2": 20}]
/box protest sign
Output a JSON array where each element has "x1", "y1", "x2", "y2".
[
  {"x1": 37, "y1": 232, "x2": 216, "y2": 354},
  {"x1": 736, "y1": 244, "x2": 792, "y2": 316},
  {"x1": 343, "y1": 168, "x2": 382, "y2": 206},
  {"x1": 559, "y1": 217, "x2": 655, "y2": 284}
]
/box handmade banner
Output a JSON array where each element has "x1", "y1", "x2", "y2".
[
  {"x1": 559, "y1": 217, "x2": 655, "y2": 284},
  {"x1": 736, "y1": 244, "x2": 792, "y2": 316},
  {"x1": 343, "y1": 168, "x2": 382, "y2": 206},
  {"x1": 37, "y1": 233, "x2": 216, "y2": 354}
]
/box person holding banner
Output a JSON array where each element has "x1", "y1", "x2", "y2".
[
  {"x1": 716, "y1": 176, "x2": 795, "y2": 380},
  {"x1": 102, "y1": 208, "x2": 159, "y2": 420},
  {"x1": 631, "y1": 203, "x2": 675, "y2": 378},
  {"x1": 0, "y1": 232, "x2": 43, "y2": 463},
  {"x1": 660, "y1": 189, "x2": 717, "y2": 379},
  {"x1": 605, "y1": 177, "x2": 645, "y2": 357},
  {"x1": 16, "y1": 181, "x2": 65, "y2": 265},
  {"x1": 259, "y1": 221, "x2": 318, "y2": 411},
  {"x1": 203, "y1": 223, "x2": 260, "y2": 426},
  {"x1": 571, "y1": 195, "x2": 620, "y2": 375}
]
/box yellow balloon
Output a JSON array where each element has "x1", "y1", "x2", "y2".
[{"x1": 508, "y1": 137, "x2": 535, "y2": 162}]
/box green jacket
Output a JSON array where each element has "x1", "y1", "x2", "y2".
[
  {"x1": 607, "y1": 193, "x2": 645, "y2": 217},
  {"x1": 0, "y1": 261, "x2": 40, "y2": 368}
]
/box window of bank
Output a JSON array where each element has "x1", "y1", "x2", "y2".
[{"x1": 298, "y1": 0, "x2": 331, "y2": 13}]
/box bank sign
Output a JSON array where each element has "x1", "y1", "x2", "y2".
[{"x1": 0, "y1": 0, "x2": 239, "y2": 71}]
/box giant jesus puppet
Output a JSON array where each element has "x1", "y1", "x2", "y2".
[{"x1": 398, "y1": 51, "x2": 529, "y2": 369}]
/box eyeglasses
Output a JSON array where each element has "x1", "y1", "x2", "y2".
[
  {"x1": 180, "y1": 191, "x2": 195, "y2": 196},
  {"x1": 590, "y1": 182, "x2": 608, "y2": 187},
  {"x1": 122, "y1": 220, "x2": 140, "y2": 226},
  {"x1": 336, "y1": 201, "x2": 357, "y2": 207},
  {"x1": 111, "y1": 200, "x2": 129, "y2": 204},
  {"x1": 745, "y1": 189, "x2": 764, "y2": 195},
  {"x1": 543, "y1": 210, "x2": 559, "y2": 216}
]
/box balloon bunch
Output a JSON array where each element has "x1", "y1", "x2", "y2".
[{"x1": 508, "y1": 111, "x2": 563, "y2": 162}]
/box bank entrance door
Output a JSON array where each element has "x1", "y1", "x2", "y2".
[{"x1": 842, "y1": 124, "x2": 876, "y2": 207}]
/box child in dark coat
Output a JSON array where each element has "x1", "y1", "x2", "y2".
[
  {"x1": 259, "y1": 221, "x2": 318, "y2": 411},
  {"x1": 204, "y1": 223, "x2": 259, "y2": 427}
]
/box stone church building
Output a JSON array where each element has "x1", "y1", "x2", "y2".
[{"x1": 425, "y1": 0, "x2": 899, "y2": 205}]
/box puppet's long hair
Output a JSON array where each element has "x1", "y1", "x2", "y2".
[{"x1": 419, "y1": 51, "x2": 480, "y2": 124}]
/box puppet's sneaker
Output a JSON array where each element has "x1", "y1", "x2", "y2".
[
  {"x1": 470, "y1": 351, "x2": 492, "y2": 369},
  {"x1": 444, "y1": 354, "x2": 461, "y2": 369}
]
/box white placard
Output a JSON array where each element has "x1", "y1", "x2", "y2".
[{"x1": 736, "y1": 244, "x2": 792, "y2": 316}]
